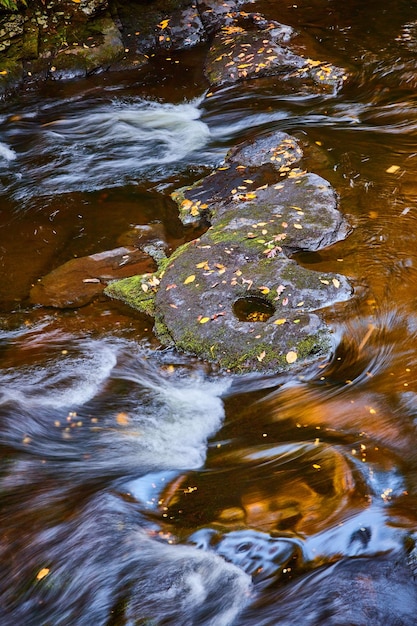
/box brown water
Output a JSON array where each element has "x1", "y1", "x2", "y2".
[{"x1": 2, "y1": 1, "x2": 417, "y2": 624}]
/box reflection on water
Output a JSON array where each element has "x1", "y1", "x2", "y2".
[{"x1": 2, "y1": 0, "x2": 417, "y2": 623}]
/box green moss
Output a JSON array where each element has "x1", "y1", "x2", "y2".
[
  {"x1": 175, "y1": 324, "x2": 331, "y2": 373},
  {"x1": 104, "y1": 275, "x2": 156, "y2": 316}
]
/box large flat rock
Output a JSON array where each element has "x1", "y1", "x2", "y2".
[{"x1": 105, "y1": 132, "x2": 353, "y2": 372}]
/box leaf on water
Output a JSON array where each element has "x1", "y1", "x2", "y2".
[
  {"x1": 116, "y1": 412, "x2": 130, "y2": 426},
  {"x1": 274, "y1": 318, "x2": 286, "y2": 325},
  {"x1": 199, "y1": 317, "x2": 210, "y2": 324},
  {"x1": 36, "y1": 568, "x2": 50, "y2": 581},
  {"x1": 286, "y1": 351, "x2": 297, "y2": 364},
  {"x1": 184, "y1": 275, "x2": 196, "y2": 284},
  {"x1": 386, "y1": 165, "x2": 400, "y2": 174}
]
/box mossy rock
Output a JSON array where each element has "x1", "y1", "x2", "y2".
[{"x1": 106, "y1": 132, "x2": 353, "y2": 373}]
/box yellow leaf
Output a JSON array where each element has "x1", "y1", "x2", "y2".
[
  {"x1": 293, "y1": 223, "x2": 303, "y2": 229},
  {"x1": 116, "y1": 412, "x2": 130, "y2": 426},
  {"x1": 274, "y1": 318, "x2": 286, "y2": 325},
  {"x1": 184, "y1": 275, "x2": 196, "y2": 284},
  {"x1": 332, "y1": 278, "x2": 340, "y2": 288},
  {"x1": 190, "y1": 205, "x2": 200, "y2": 216},
  {"x1": 158, "y1": 19, "x2": 170, "y2": 29},
  {"x1": 259, "y1": 286, "x2": 270, "y2": 294},
  {"x1": 36, "y1": 568, "x2": 50, "y2": 581},
  {"x1": 386, "y1": 165, "x2": 400, "y2": 174},
  {"x1": 181, "y1": 199, "x2": 193, "y2": 209},
  {"x1": 285, "y1": 351, "x2": 298, "y2": 364},
  {"x1": 257, "y1": 350, "x2": 266, "y2": 362},
  {"x1": 199, "y1": 317, "x2": 210, "y2": 324},
  {"x1": 196, "y1": 261, "x2": 209, "y2": 269},
  {"x1": 0, "y1": 70, "x2": 8, "y2": 75}
]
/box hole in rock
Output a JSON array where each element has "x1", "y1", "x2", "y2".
[{"x1": 233, "y1": 296, "x2": 275, "y2": 322}]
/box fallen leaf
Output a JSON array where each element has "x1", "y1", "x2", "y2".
[
  {"x1": 116, "y1": 412, "x2": 130, "y2": 426},
  {"x1": 259, "y1": 286, "x2": 270, "y2": 294},
  {"x1": 199, "y1": 317, "x2": 210, "y2": 324},
  {"x1": 332, "y1": 278, "x2": 340, "y2": 288},
  {"x1": 184, "y1": 275, "x2": 196, "y2": 284},
  {"x1": 386, "y1": 165, "x2": 400, "y2": 174},
  {"x1": 286, "y1": 351, "x2": 297, "y2": 364},
  {"x1": 257, "y1": 350, "x2": 266, "y2": 362},
  {"x1": 274, "y1": 318, "x2": 286, "y2": 325},
  {"x1": 36, "y1": 568, "x2": 50, "y2": 581}
]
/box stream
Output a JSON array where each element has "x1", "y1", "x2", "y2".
[{"x1": 2, "y1": 1, "x2": 417, "y2": 624}]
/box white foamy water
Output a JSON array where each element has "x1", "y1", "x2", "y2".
[
  {"x1": 6, "y1": 97, "x2": 211, "y2": 198},
  {"x1": 0, "y1": 335, "x2": 229, "y2": 471},
  {"x1": 111, "y1": 361, "x2": 230, "y2": 470},
  {"x1": 0, "y1": 142, "x2": 16, "y2": 161}
]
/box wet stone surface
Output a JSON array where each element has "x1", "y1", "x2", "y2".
[
  {"x1": 106, "y1": 131, "x2": 353, "y2": 372},
  {"x1": 205, "y1": 11, "x2": 347, "y2": 91}
]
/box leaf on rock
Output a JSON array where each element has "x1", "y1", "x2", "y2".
[
  {"x1": 184, "y1": 275, "x2": 196, "y2": 284},
  {"x1": 286, "y1": 351, "x2": 297, "y2": 364}
]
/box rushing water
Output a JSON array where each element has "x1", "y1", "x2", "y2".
[{"x1": 2, "y1": 1, "x2": 417, "y2": 624}]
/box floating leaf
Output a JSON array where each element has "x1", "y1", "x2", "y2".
[
  {"x1": 286, "y1": 351, "x2": 298, "y2": 364},
  {"x1": 184, "y1": 275, "x2": 196, "y2": 285},
  {"x1": 36, "y1": 568, "x2": 50, "y2": 581},
  {"x1": 386, "y1": 165, "x2": 400, "y2": 174},
  {"x1": 116, "y1": 412, "x2": 130, "y2": 426}
]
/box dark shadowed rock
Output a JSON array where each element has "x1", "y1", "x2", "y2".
[
  {"x1": 205, "y1": 12, "x2": 347, "y2": 91},
  {"x1": 236, "y1": 555, "x2": 417, "y2": 626},
  {"x1": 31, "y1": 246, "x2": 154, "y2": 308},
  {"x1": 105, "y1": 132, "x2": 352, "y2": 372}
]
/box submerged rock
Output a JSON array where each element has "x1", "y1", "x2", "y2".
[
  {"x1": 31, "y1": 246, "x2": 154, "y2": 309},
  {"x1": 237, "y1": 554, "x2": 417, "y2": 626},
  {"x1": 105, "y1": 132, "x2": 353, "y2": 372}
]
